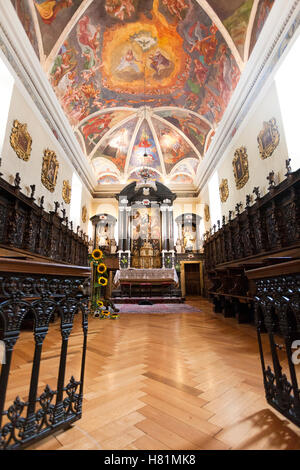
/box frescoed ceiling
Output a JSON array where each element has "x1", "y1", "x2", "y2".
[{"x1": 12, "y1": 0, "x2": 275, "y2": 187}]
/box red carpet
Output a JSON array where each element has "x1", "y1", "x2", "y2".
[{"x1": 115, "y1": 303, "x2": 202, "y2": 314}]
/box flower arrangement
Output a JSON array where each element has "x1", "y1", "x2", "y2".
[{"x1": 88, "y1": 248, "x2": 119, "y2": 319}]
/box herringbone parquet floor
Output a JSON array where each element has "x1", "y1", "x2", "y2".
[{"x1": 6, "y1": 297, "x2": 300, "y2": 450}]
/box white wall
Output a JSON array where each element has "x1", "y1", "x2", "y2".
[{"x1": 1, "y1": 82, "x2": 92, "y2": 233}]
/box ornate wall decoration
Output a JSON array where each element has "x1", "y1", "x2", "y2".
[
  {"x1": 219, "y1": 179, "x2": 229, "y2": 203},
  {"x1": 10, "y1": 120, "x2": 32, "y2": 161},
  {"x1": 62, "y1": 180, "x2": 71, "y2": 204},
  {"x1": 204, "y1": 204, "x2": 210, "y2": 222},
  {"x1": 41, "y1": 149, "x2": 59, "y2": 192},
  {"x1": 257, "y1": 118, "x2": 280, "y2": 159},
  {"x1": 82, "y1": 205, "x2": 87, "y2": 223},
  {"x1": 232, "y1": 146, "x2": 249, "y2": 189}
]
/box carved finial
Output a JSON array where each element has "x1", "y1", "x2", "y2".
[
  {"x1": 246, "y1": 194, "x2": 252, "y2": 207},
  {"x1": 222, "y1": 215, "x2": 226, "y2": 226},
  {"x1": 267, "y1": 170, "x2": 275, "y2": 190},
  {"x1": 235, "y1": 202, "x2": 242, "y2": 215},
  {"x1": 217, "y1": 220, "x2": 220, "y2": 230},
  {"x1": 14, "y1": 172, "x2": 21, "y2": 189},
  {"x1": 77, "y1": 225, "x2": 80, "y2": 234},
  {"x1": 30, "y1": 184, "x2": 36, "y2": 200},
  {"x1": 65, "y1": 217, "x2": 69, "y2": 228},
  {"x1": 213, "y1": 224, "x2": 216, "y2": 233},
  {"x1": 209, "y1": 228, "x2": 212, "y2": 236},
  {"x1": 285, "y1": 158, "x2": 292, "y2": 176},
  {"x1": 40, "y1": 196, "x2": 44, "y2": 209},
  {"x1": 253, "y1": 186, "x2": 260, "y2": 200},
  {"x1": 61, "y1": 208, "x2": 66, "y2": 220},
  {"x1": 80, "y1": 229, "x2": 83, "y2": 238},
  {"x1": 70, "y1": 221, "x2": 73, "y2": 231},
  {"x1": 228, "y1": 210, "x2": 233, "y2": 222},
  {"x1": 54, "y1": 201, "x2": 60, "y2": 213}
]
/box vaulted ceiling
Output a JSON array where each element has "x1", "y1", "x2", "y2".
[{"x1": 12, "y1": 0, "x2": 275, "y2": 188}]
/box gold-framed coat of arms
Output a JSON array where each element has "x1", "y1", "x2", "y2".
[
  {"x1": 257, "y1": 118, "x2": 280, "y2": 160},
  {"x1": 10, "y1": 120, "x2": 32, "y2": 161},
  {"x1": 232, "y1": 146, "x2": 249, "y2": 189},
  {"x1": 62, "y1": 180, "x2": 71, "y2": 204},
  {"x1": 204, "y1": 204, "x2": 210, "y2": 222},
  {"x1": 82, "y1": 205, "x2": 88, "y2": 223},
  {"x1": 219, "y1": 179, "x2": 229, "y2": 203},
  {"x1": 41, "y1": 149, "x2": 59, "y2": 192}
]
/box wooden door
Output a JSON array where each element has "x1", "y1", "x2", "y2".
[{"x1": 184, "y1": 263, "x2": 201, "y2": 296}]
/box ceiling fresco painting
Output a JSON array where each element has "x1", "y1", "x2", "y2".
[
  {"x1": 77, "y1": 110, "x2": 135, "y2": 154},
  {"x1": 128, "y1": 119, "x2": 161, "y2": 173},
  {"x1": 11, "y1": 0, "x2": 275, "y2": 188},
  {"x1": 11, "y1": 0, "x2": 40, "y2": 58},
  {"x1": 155, "y1": 109, "x2": 211, "y2": 155},
  {"x1": 92, "y1": 116, "x2": 137, "y2": 171},
  {"x1": 170, "y1": 173, "x2": 193, "y2": 184}
]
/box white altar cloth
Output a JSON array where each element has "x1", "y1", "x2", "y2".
[{"x1": 113, "y1": 268, "x2": 179, "y2": 287}]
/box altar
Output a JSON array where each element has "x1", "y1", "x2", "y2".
[
  {"x1": 114, "y1": 268, "x2": 179, "y2": 287},
  {"x1": 113, "y1": 268, "x2": 179, "y2": 298}
]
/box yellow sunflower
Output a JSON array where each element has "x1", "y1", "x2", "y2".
[
  {"x1": 98, "y1": 276, "x2": 108, "y2": 286},
  {"x1": 92, "y1": 249, "x2": 103, "y2": 260},
  {"x1": 97, "y1": 263, "x2": 107, "y2": 274},
  {"x1": 96, "y1": 300, "x2": 104, "y2": 307}
]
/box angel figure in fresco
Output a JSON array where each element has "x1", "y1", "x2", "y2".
[
  {"x1": 105, "y1": 0, "x2": 135, "y2": 21},
  {"x1": 162, "y1": 0, "x2": 188, "y2": 20},
  {"x1": 77, "y1": 16, "x2": 101, "y2": 55},
  {"x1": 34, "y1": 0, "x2": 73, "y2": 24},
  {"x1": 213, "y1": 45, "x2": 240, "y2": 106},
  {"x1": 116, "y1": 49, "x2": 141, "y2": 73},
  {"x1": 148, "y1": 50, "x2": 171, "y2": 75},
  {"x1": 81, "y1": 113, "x2": 112, "y2": 140},
  {"x1": 51, "y1": 41, "x2": 77, "y2": 87},
  {"x1": 194, "y1": 59, "x2": 209, "y2": 86},
  {"x1": 189, "y1": 23, "x2": 218, "y2": 65}
]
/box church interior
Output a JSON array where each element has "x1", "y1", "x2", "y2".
[{"x1": 0, "y1": 0, "x2": 300, "y2": 451}]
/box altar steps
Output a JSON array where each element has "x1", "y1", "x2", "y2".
[{"x1": 112, "y1": 296, "x2": 185, "y2": 304}]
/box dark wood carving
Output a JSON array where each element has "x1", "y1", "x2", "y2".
[
  {"x1": 0, "y1": 175, "x2": 89, "y2": 266},
  {"x1": 203, "y1": 169, "x2": 300, "y2": 326}
]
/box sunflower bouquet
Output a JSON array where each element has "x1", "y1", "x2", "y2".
[{"x1": 88, "y1": 248, "x2": 119, "y2": 319}]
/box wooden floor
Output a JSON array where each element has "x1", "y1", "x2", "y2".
[{"x1": 6, "y1": 297, "x2": 300, "y2": 450}]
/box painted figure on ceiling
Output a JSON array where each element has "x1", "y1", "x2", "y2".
[
  {"x1": 116, "y1": 49, "x2": 141, "y2": 73},
  {"x1": 34, "y1": 0, "x2": 73, "y2": 24},
  {"x1": 77, "y1": 16, "x2": 101, "y2": 55},
  {"x1": 213, "y1": 45, "x2": 240, "y2": 106},
  {"x1": 190, "y1": 24, "x2": 218, "y2": 65},
  {"x1": 148, "y1": 50, "x2": 171, "y2": 75},
  {"x1": 193, "y1": 59, "x2": 209, "y2": 86},
  {"x1": 51, "y1": 41, "x2": 77, "y2": 87},
  {"x1": 162, "y1": 0, "x2": 188, "y2": 21},
  {"x1": 105, "y1": 0, "x2": 136, "y2": 21},
  {"x1": 81, "y1": 114, "x2": 112, "y2": 140}
]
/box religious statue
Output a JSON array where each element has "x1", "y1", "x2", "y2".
[{"x1": 184, "y1": 226, "x2": 196, "y2": 251}]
